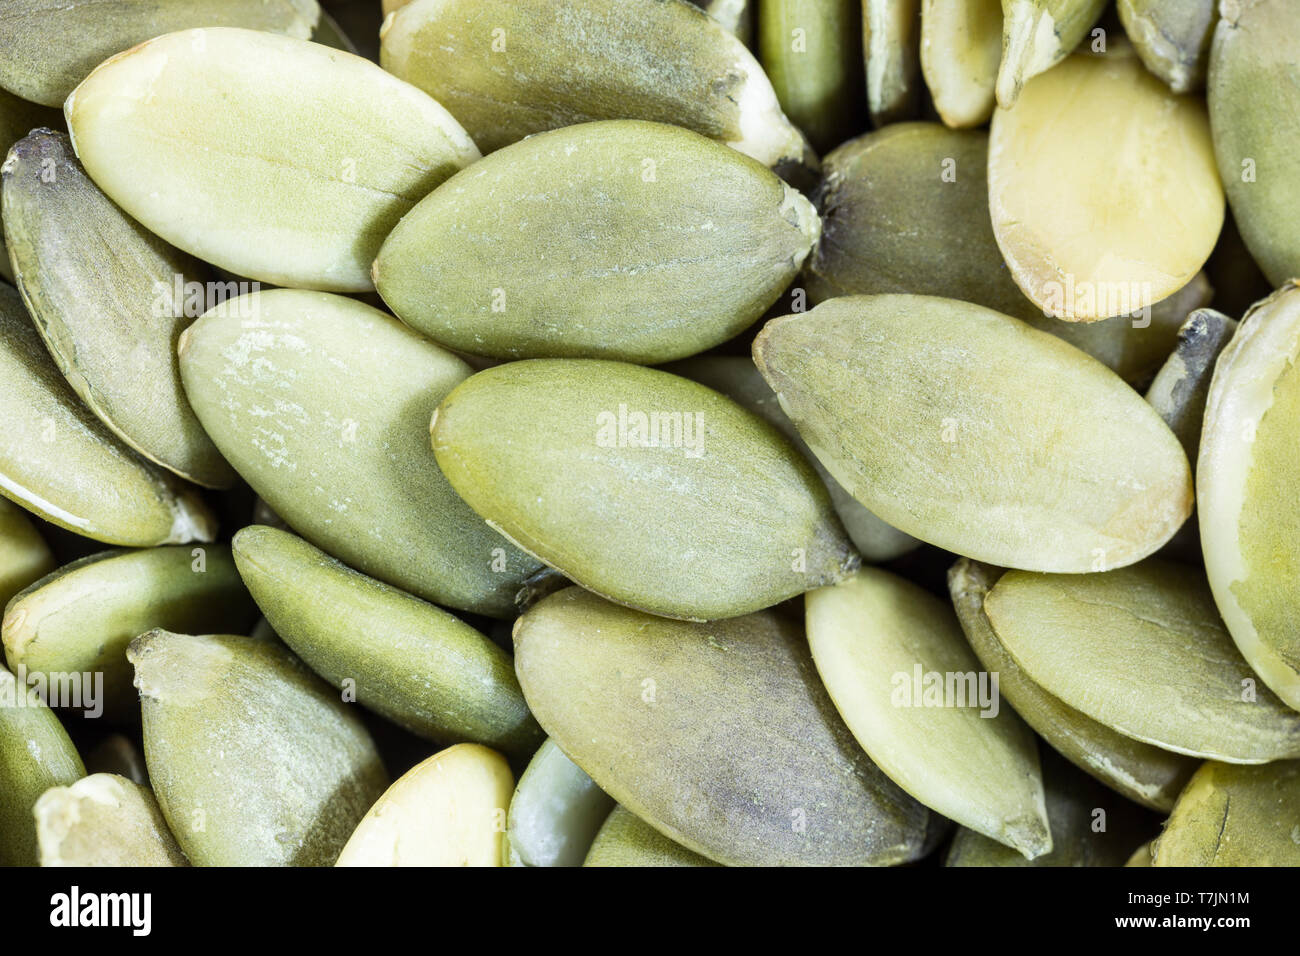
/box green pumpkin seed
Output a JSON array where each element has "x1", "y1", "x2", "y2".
[
  {"x1": 946, "y1": 749, "x2": 1151, "y2": 867},
  {"x1": 753, "y1": 295, "x2": 1192, "y2": 572},
  {"x1": 379, "y1": 0, "x2": 812, "y2": 171},
  {"x1": 177, "y1": 288, "x2": 539, "y2": 617},
  {"x1": 758, "y1": 0, "x2": 864, "y2": 153},
  {"x1": 374, "y1": 120, "x2": 818, "y2": 364},
  {"x1": 669, "y1": 356, "x2": 917, "y2": 562},
  {"x1": 1145, "y1": 308, "x2": 1237, "y2": 461},
  {"x1": 1153, "y1": 761, "x2": 1300, "y2": 867},
  {"x1": 65, "y1": 27, "x2": 478, "y2": 292},
  {"x1": 2, "y1": 129, "x2": 235, "y2": 488},
  {"x1": 85, "y1": 733, "x2": 148, "y2": 786},
  {"x1": 129, "y1": 629, "x2": 387, "y2": 866},
  {"x1": 806, "y1": 122, "x2": 1212, "y2": 382},
  {"x1": 514, "y1": 587, "x2": 931, "y2": 866},
  {"x1": 2, "y1": 545, "x2": 257, "y2": 722},
  {"x1": 919, "y1": 0, "x2": 1001, "y2": 128},
  {"x1": 503, "y1": 738, "x2": 614, "y2": 867},
  {"x1": 0, "y1": 661, "x2": 84, "y2": 866},
  {"x1": 336, "y1": 743, "x2": 513, "y2": 867},
  {"x1": 35, "y1": 773, "x2": 188, "y2": 867},
  {"x1": 989, "y1": 47, "x2": 1223, "y2": 321},
  {"x1": 0, "y1": 497, "x2": 53, "y2": 609},
  {"x1": 1116, "y1": 0, "x2": 1214, "y2": 93},
  {"x1": 1208, "y1": 0, "x2": 1300, "y2": 288},
  {"x1": 0, "y1": 0, "x2": 320, "y2": 107},
  {"x1": 232, "y1": 525, "x2": 542, "y2": 756},
  {"x1": 995, "y1": 0, "x2": 1106, "y2": 108},
  {"x1": 807, "y1": 567, "x2": 1050, "y2": 858},
  {"x1": 1198, "y1": 283, "x2": 1300, "y2": 711},
  {"x1": 0, "y1": 282, "x2": 215, "y2": 546},
  {"x1": 863, "y1": 0, "x2": 922, "y2": 124},
  {"x1": 432, "y1": 359, "x2": 855, "y2": 621},
  {"x1": 584, "y1": 806, "x2": 719, "y2": 867},
  {"x1": 949, "y1": 558, "x2": 1197, "y2": 812},
  {"x1": 984, "y1": 560, "x2": 1300, "y2": 763}
]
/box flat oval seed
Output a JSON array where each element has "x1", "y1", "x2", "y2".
[
  {"x1": 670, "y1": 356, "x2": 917, "y2": 562},
  {"x1": 432, "y1": 359, "x2": 856, "y2": 621},
  {"x1": 989, "y1": 47, "x2": 1223, "y2": 321},
  {"x1": 1145, "y1": 308, "x2": 1237, "y2": 460},
  {"x1": 583, "y1": 806, "x2": 719, "y2": 867},
  {"x1": 2, "y1": 129, "x2": 236, "y2": 488},
  {"x1": 758, "y1": 0, "x2": 864, "y2": 153},
  {"x1": 863, "y1": 0, "x2": 922, "y2": 125},
  {"x1": 380, "y1": 0, "x2": 811, "y2": 170},
  {"x1": 65, "y1": 27, "x2": 478, "y2": 292},
  {"x1": 375, "y1": 120, "x2": 818, "y2": 364},
  {"x1": 2, "y1": 545, "x2": 257, "y2": 722},
  {"x1": 0, "y1": 0, "x2": 320, "y2": 107},
  {"x1": 232, "y1": 525, "x2": 542, "y2": 756},
  {"x1": 128, "y1": 629, "x2": 388, "y2": 866},
  {"x1": 514, "y1": 587, "x2": 931, "y2": 867},
  {"x1": 1153, "y1": 761, "x2": 1300, "y2": 867},
  {"x1": 503, "y1": 738, "x2": 614, "y2": 867},
  {"x1": 807, "y1": 567, "x2": 1050, "y2": 858},
  {"x1": 920, "y1": 0, "x2": 1001, "y2": 128},
  {"x1": 0, "y1": 497, "x2": 53, "y2": 608},
  {"x1": 0, "y1": 662, "x2": 84, "y2": 866},
  {"x1": 753, "y1": 295, "x2": 1193, "y2": 572},
  {"x1": 336, "y1": 743, "x2": 513, "y2": 868},
  {"x1": 0, "y1": 283, "x2": 216, "y2": 546},
  {"x1": 949, "y1": 558, "x2": 1196, "y2": 812},
  {"x1": 984, "y1": 560, "x2": 1300, "y2": 763},
  {"x1": 1208, "y1": 0, "x2": 1300, "y2": 287},
  {"x1": 995, "y1": 0, "x2": 1106, "y2": 108},
  {"x1": 1117, "y1": 0, "x2": 1214, "y2": 93},
  {"x1": 35, "y1": 774, "x2": 188, "y2": 867},
  {"x1": 1198, "y1": 283, "x2": 1300, "y2": 710},
  {"x1": 178, "y1": 288, "x2": 539, "y2": 617}
]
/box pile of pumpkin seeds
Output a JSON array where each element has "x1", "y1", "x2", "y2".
[{"x1": 0, "y1": 0, "x2": 1297, "y2": 869}]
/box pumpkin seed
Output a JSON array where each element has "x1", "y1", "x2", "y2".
[
  {"x1": 379, "y1": 0, "x2": 812, "y2": 171},
  {"x1": 863, "y1": 0, "x2": 921, "y2": 125},
  {"x1": 1207, "y1": 0, "x2": 1300, "y2": 288},
  {"x1": 919, "y1": 0, "x2": 1001, "y2": 128},
  {"x1": 1145, "y1": 308, "x2": 1237, "y2": 461},
  {"x1": 753, "y1": 295, "x2": 1193, "y2": 572},
  {"x1": 946, "y1": 748, "x2": 1151, "y2": 867},
  {"x1": 177, "y1": 288, "x2": 539, "y2": 617},
  {"x1": 35, "y1": 773, "x2": 188, "y2": 867},
  {"x1": 807, "y1": 567, "x2": 1050, "y2": 858},
  {"x1": 65, "y1": 27, "x2": 478, "y2": 292},
  {"x1": 232, "y1": 525, "x2": 542, "y2": 756},
  {"x1": 1153, "y1": 760, "x2": 1300, "y2": 867},
  {"x1": 984, "y1": 560, "x2": 1300, "y2": 763},
  {"x1": 2, "y1": 129, "x2": 235, "y2": 488},
  {"x1": 128, "y1": 629, "x2": 388, "y2": 866},
  {"x1": 0, "y1": 497, "x2": 53, "y2": 609},
  {"x1": 374, "y1": 120, "x2": 818, "y2": 364},
  {"x1": 513, "y1": 586, "x2": 931, "y2": 866},
  {"x1": 0, "y1": 0, "x2": 320, "y2": 107},
  {"x1": 1116, "y1": 0, "x2": 1214, "y2": 93},
  {"x1": 584, "y1": 806, "x2": 719, "y2": 867},
  {"x1": 503, "y1": 738, "x2": 614, "y2": 867},
  {"x1": 995, "y1": 0, "x2": 1106, "y2": 108},
  {"x1": 1198, "y1": 283, "x2": 1300, "y2": 711},
  {"x1": 432, "y1": 359, "x2": 856, "y2": 621},
  {"x1": 2, "y1": 545, "x2": 257, "y2": 722},
  {"x1": 669, "y1": 356, "x2": 918, "y2": 562},
  {"x1": 0, "y1": 282, "x2": 216, "y2": 546},
  {"x1": 989, "y1": 46, "x2": 1223, "y2": 321},
  {"x1": 758, "y1": 0, "x2": 864, "y2": 153},
  {"x1": 0, "y1": 661, "x2": 84, "y2": 866},
  {"x1": 336, "y1": 743, "x2": 513, "y2": 867},
  {"x1": 85, "y1": 733, "x2": 148, "y2": 786},
  {"x1": 948, "y1": 558, "x2": 1197, "y2": 812}
]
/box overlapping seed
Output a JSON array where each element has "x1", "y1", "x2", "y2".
[
  {"x1": 919, "y1": 0, "x2": 1001, "y2": 128},
  {"x1": 583, "y1": 806, "x2": 720, "y2": 868},
  {"x1": 996, "y1": 0, "x2": 1106, "y2": 108},
  {"x1": 1117, "y1": 0, "x2": 1215, "y2": 93},
  {"x1": 0, "y1": 497, "x2": 52, "y2": 609},
  {"x1": 504, "y1": 739, "x2": 614, "y2": 868},
  {"x1": 35, "y1": 773, "x2": 188, "y2": 867},
  {"x1": 863, "y1": 0, "x2": 921, "y2": 125}
]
